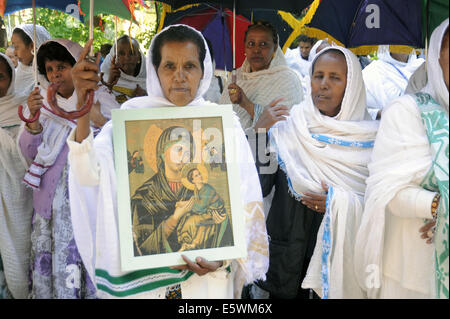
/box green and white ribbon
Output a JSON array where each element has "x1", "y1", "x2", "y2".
[{"x1": 416, "y1": 93, "x2": 449, "y2": 299}]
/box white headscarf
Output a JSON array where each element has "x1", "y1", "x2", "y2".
[
  {"x1": 270, "y1": 46, "x2": 378, "y2": 298},
  {"x1": 13, "y1": 24, "x2": 51, "y2": 98},
  {"x1": 405, "y1": 62, "x2": 428, "y2": 94},
  {"x1": 354, "y1": 18, "x2": 449, "y2": 299},
  {"x1": 69, "y1": 24, "x2": 268, "y2": 299},
  {"x1": 308, "y1": 40, "x2": 327, "y2": 62},
  {"x1": 100, "y1": 37, "x2": 147, "y2": 102},
  {"x1": 140, "y1": 25, "x2": 213, "y2": 108},
  {"x1": 0, "y1": 53, "x2": 27, "y2": 130},
  {"x1": 271, "y1": 45, "x2": 377, "y2": 208},
  {"x1": 423, "y1": 19, "x2": 449, "y2": 110},
  {"x1": 14, "y1": 24, "x2": 52, "y2": 52}
]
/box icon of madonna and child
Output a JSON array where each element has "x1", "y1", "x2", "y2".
[{"x1": 129, "y1": 123, "x2": 234, "y2": 257}]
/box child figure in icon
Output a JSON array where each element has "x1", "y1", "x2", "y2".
[{"x1": 177, "y1": 165, "x2": 232, "y2": 252}]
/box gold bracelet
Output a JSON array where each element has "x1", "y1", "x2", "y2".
[
  {"x1": 431, "y1": 193, "x2": 441, "y2": 219},
  {"x1": 24, "y1": 123, "x2": 43, "y2": 135}
]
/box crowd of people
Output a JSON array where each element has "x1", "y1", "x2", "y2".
[{"x1": 0, "y1": 16, "x2": 448, "y2": 300}]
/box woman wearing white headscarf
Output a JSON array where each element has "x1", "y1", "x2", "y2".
[
  {"x1": 219, "y1": 21, "x2": 303, "y2": 134},
  {"x1": 354, "y1": 19, "x2": 449, "y2": 299},
  {"x1": 0, "y1": 53, "x2": 33, "y2": 299},
  {"x1": 251, "y1": 46, "x2": 378, "y2": 299},
  {"x1": 18, "y1": 39, "x2": 119, "y2": 299},
  {"x1": 100, "y1": 35, "x2": 147, "y2": 105},
  {"x1": 66, "y1": 24, "x2": 269, "y2": 299},
  {"x1": 11, "y1": 24, "x2": 51, "y2": 98}
]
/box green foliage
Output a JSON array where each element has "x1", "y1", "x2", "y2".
[
  {"x1": 134, "y1": 28, "x2": 154, "y2": 50},
  {"x1": 32, "y1": 8, "x2": 116, "y2": 52},
  {"x1": 20, "y1": 8, "x2": 157, "y2": 52}
]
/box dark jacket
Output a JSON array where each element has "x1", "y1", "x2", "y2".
[{"x1": 253, "y1": 132, "x2": 323, "y2": 299}]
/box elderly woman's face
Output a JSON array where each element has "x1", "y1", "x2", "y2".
[
  {"x1": 157, "y1": 41, "x2": 203, "y2": 106},
  {"x1": 244, "y1": 28, "x2": 276, "y2": 72},
  {"x1": 311, "y1": 52, "x2": 348, "y2": 117},
  {"x1": 440, "y1": 30, "x2": 449, "y2": 90}
]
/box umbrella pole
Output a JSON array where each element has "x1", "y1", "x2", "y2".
[
  {"x1": 115, "y1": 16, "x2": 119, "y2": 58},
  {"x1": 89, "y1": 0, "x2": 94, "y2": 55},
  {"x1": 232, "y1": 0, "x2": 236, "y2": 83},
  {"x1": 425, "y1": 0, "x2": 429, "y2": 73},
  {"x1": 32, "y1": 0, "x2": 38, "y2": 86}
]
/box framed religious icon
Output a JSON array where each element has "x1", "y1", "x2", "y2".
[{"x1": 112, "y1": 105, "x2": 247, "y2": 271}]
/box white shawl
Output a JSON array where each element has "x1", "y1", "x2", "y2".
[
  {"x1": 219, "y1": 46, "x2": 304, "y2": 130},
  {"x1": 13, "y1": 24, "x2": 51, "y2": 99},
  {"x1": 269, "y1": 46, "x2": 378, "y2": 298},
  {"x1": 100, "y1": 37, "x2": 147, "y2": 103},
  {"x1": 354, "y1": 19, "x2": 449, "y2": 299},
  {"x1": 68, "y1": 24, "x2": 269, "y2": 299},
  {"x1": 422, "y1": 22, "x2": 449, "y2": 111},
  {"x1": 0, "y1": 53, "x2": 33, "y2": 299}
]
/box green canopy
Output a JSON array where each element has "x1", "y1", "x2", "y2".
[
  {"x1": 78, "y1": 0, "x2": 136, "y2": 21},
  {"x1": 423, "y1": 0, "x2": 449, "y2": 41}
]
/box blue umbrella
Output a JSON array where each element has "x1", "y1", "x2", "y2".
[
  {"x1": 157, "y1": 0, "x2": 313, "y2": 15},
  {"x1": 3, "y1": 0, "x2": 78, "y2": 17},
  {"x1": 301, "y1": 0, "x2": 426, "y2": 54}
]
